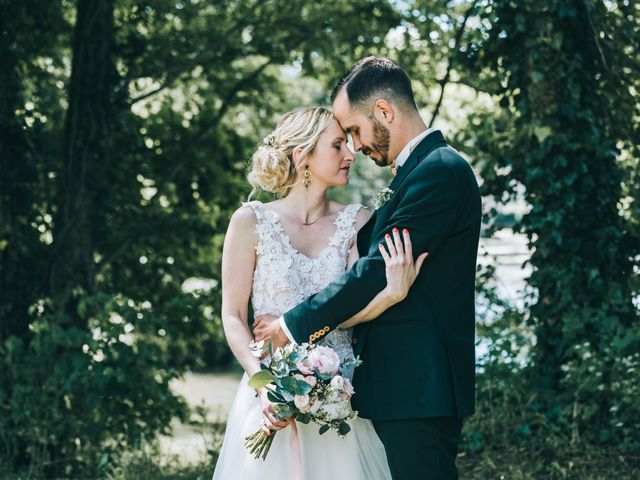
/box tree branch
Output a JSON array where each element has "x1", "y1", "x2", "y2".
[
  {"x1": 582, "y1": 0, "x2": 608, "y2": 72},
  {"x1": 429, "y1": 0, "x2": 478, "y2": 128},
  {"x1": 162, "y1": 59, "x2": 272, "y2": 185},
  {"x1": 449, "y1": 78, "x2": 505, "y2": 96}
]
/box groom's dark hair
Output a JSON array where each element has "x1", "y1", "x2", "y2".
[{"x1": 330, "y1": 57, "x2": 418, "y2": 113}]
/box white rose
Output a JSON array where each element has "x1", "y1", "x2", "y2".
[
  {"x1": 330, "y1": 375, "x2": 345, "y2": 391},
  {"x1": 294, "y1": 394, "x2": 311, "y2": 412},
  {"x1": 309, "y1": 398, "x2": 322, "y2": 415},
  {"x1": 320, "y1": 399, "x2": 351, "y2": 420}
]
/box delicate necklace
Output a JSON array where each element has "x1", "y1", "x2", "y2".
[{"x1": 301, "y1": 203, "x2": 330, "y2": 226}]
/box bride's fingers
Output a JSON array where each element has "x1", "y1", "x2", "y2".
[
  {"x1": 263, "y1": 411, "x2": 287, "y2": 430},
  {"x1": 379, "y1": 243, "x2": 391, "y2": 264},
  {"x1": 261, "y1": 417, "x2": 275, "y2": 433},
  {"x1": 402, "y1": 228, "x2": 413, "y2": 260},
  {"x1": 384, "y1": 233, "x2": 397, "y2": 257},
  {"x1": 415, "y1": 252, "x2": 430, "y2": 275},
  {"x1": 392, "y1": 228, "x2": 404, "y2": 257},
  {"x1": 253, "y1": 314, "x2": 273, "y2": 327}
]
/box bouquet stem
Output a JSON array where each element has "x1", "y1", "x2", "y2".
[{"x1": 244, "y1": 429, "x2": 276, "y2": 460}]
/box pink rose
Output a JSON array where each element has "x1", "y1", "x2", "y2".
[
  {"x1": 342, "y1": 378, "x2": 355, "y2": 397},
  {"x1": 296, "y1": 359, "x2": 313, "y2": 375},
  {"x1": 308, "y1": 346, "x2": 341, "y2": 375},
  {"x1": 304, "y1": 375, "x2": 317, "y2": 388}
]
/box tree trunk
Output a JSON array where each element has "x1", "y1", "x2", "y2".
[
  {"x1": 49, "y1": 0, "x2": 117, "y2": 318},
  {"x1": 0, "y1": 1, "x2": 42, "y2": 341}
]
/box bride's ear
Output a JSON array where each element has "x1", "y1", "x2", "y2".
[{"x1": 291, "y1": 147, "x2": 304, "y2": 168}]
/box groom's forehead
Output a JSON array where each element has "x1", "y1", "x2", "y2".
[
  {"x1": 332, "y1": 89, "x2": 352, "y2": 117},
  {"x1": 339, "y1": 113, "x2": 365, "y2": 134}
]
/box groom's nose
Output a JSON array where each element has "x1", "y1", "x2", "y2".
[{"x1": 352, "y1": 136, "x2": 363, "y2": 152}]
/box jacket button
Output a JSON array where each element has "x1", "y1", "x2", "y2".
[{"x1": 352, "y1": 337, "x2": 358, "y2": 344}]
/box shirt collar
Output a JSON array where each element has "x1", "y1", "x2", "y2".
[{"x1": 395, "y1": 128, "x2": 434, "y2": 169}]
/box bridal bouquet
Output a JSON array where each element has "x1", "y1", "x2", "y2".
[{"x1": 244, "y1": 340, "x2": 359, "y2": 460}]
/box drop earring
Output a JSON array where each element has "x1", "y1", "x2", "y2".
[{"x1": 302, "y1": 165, "x2": 311, "y2": 189}]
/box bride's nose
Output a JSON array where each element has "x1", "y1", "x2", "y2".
[{"x1": 344, "y1": 148, "x2": 355, "y2": 163}]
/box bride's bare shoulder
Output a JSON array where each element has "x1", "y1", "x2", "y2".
[{"x1": 227, "y1": 203, "x2": 259, "y2": 236}]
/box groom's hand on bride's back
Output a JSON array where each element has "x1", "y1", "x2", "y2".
[{"x1": 253, "y1": 315, "x2": 289, "y2": 349}]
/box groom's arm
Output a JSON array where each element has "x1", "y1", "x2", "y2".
[{"x1": 280, "y1": 155, "x2": 467, "y2": 344}]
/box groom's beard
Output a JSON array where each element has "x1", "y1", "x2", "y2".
[{"x1": 363, "y1": 117, "x2": 391, "y2": 167}]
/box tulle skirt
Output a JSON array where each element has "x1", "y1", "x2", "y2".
[{"x1": 212, "y1": 373, "x2": 392, "y2": 480}]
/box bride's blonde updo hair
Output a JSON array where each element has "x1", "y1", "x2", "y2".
[{"x1": 248, "y1": 107, "x2": 334, "y2": 198}]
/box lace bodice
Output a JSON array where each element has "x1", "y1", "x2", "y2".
[{"x1": 244, "y1": 201, "x2": 363, "y2": 378}]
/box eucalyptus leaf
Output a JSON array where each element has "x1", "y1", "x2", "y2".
[
  {"x1": 295, "y1": 380, "x2": 313, "y2": 395},
  {"x1": 297, "y1": 413, "x2": 312, "y2": 424},
  {"x1": 248, "y1": 370, "x2": 274, "y2": 389}
]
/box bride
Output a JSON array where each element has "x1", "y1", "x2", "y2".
[{"x1": 212, "y1": 107, "x2": 427, "y2": 480}]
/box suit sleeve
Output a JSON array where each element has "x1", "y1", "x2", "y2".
[{"x1": 283, "y1": 157, "x2": 462, "y2": 343}]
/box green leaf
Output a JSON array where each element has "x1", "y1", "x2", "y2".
[
  {"x1": 295, "y1": 380, "x2": 313, "y2": 395},
  {"x1": 248, "y1": 369, "x2": 274, "y2": 389},
  {"x1": 319, "y1": 424, "x2": 330, "y2": 435},
  {"x1": 338, "y1": 422, "x2": 351, "y2": 436},
  {"x1": 296, "y1": 413, "x2": 311, "y2": 424},
  {"x1": 281, "y1": 376, "x2": 297, "y2": 392},
  {"x1": 534, "y1": 126, "x2": 552, "y2": 144},
  {"x1": 275, "y1": 404, "x2": 293, "y2": 418},
  {"x1": 267, "y1": 391, "x2": 285, "y2": 403},
  {"x1": 276, "y1": 386, "x2": 295, "y2": 402},
  {"x1": 288, "y1": 350, "x2": 302, "y2": 363}
]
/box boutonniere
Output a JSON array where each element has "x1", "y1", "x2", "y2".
[{"x1": 374, "y1": 187, "x2": 394, "y2": 210}]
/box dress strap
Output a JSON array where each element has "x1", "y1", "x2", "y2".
[
  {"x1": 241, "y1": 201, "x2": 281, "y2": 248},
  {"x1": 241, "y1": 200, "x2": 265, "y2": 221},
  {"x1": 329, "y1": 203, "x2": 363, "y2": 248}
]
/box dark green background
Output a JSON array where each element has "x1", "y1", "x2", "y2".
[{"x1": 1, "y1": 0, "x2": 638, "y2": 478}]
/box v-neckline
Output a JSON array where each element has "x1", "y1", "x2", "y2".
[{"x1": 262, "y1": 205, "x2": 349, "y2": 262}]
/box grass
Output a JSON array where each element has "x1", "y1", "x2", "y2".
[
  {"x1": 2, "y1": 406, "x2": 637, "y2": 479},
  {"x1": 107, "y1": 415, "x2": 638, "y2": 480}
]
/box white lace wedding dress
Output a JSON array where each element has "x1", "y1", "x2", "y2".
[{"x1": 212, "y1": 201, "x2": 391, "y2": 480}]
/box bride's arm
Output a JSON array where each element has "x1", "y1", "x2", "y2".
[
  {"x1": 221, "y1": 205, "x2": 290, "y2": 432},
  {"x1": 340, "y1": 224, "x2": 428, "y2": 329},
  {"x1": 220, "y1": 206, "x2": 263, "y2": 378}
]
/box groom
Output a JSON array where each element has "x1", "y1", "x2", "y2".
[{"x1": 254, "y1": 57, "x2": 481, "y2": 479}]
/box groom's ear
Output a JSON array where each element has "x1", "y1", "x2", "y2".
[{"x1": 373, "y1": 99, "x2": 394, "y2": 124}]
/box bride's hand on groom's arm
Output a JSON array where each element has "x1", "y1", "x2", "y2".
[
  {"x1": 380, "y1": 227, "x2": 429, "y2": 303},
  {"x1": 339, "y1": 229, "x2": 428, "y2": 329}
]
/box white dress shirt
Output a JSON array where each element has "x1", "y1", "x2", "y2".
[
  {"x1": 278, "y1": 128, "x2": 435, "y2": 344},
  {"x1": 395, "y1": 128, "x2": 434, "y2": 169}
]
